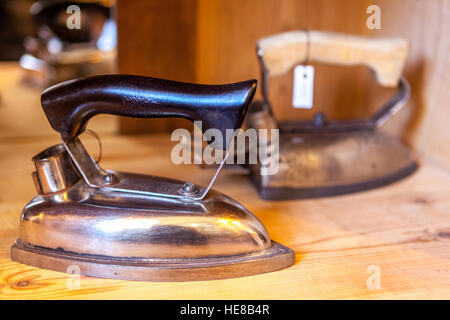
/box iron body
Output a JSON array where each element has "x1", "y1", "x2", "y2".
[
  {"x1": 11, "y1": 75, "x2": 294, "y2": 281},
  {"x1": 248, "y1": 128, "x2": 417, "y2": 200},
  {"x1": 242, "y1": 32, "x2": 418, "y2": 200},
  {"x1": 12, "y1": 157, "x2": 292, "y2": 281}
]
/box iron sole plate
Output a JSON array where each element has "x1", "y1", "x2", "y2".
[
  {"x1": 11, "y1": 240, "x2": 295, "y2": 281},
  {"x1": 252, "y1": 161, "x2": 418, "y2": 200}
]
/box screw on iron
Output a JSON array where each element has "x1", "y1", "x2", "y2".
[
  {"x1": 103, "y1": 173, "x2": 114, "y2": 183},
  {"x1": 179, "y1": 182, "x2": 199, "y2": 196}
]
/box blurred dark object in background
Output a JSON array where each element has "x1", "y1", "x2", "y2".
[
  {"x1": 0, "y1": 0, "x2": 35, "y2": 61},
  {"x1": 31, "y1": 0, "x2": 111, "y2": 44},
  {"x1": 18, "y1": 0, "x2": 117, "y2": 87}
]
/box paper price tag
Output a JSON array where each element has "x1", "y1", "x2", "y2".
[{"x1": 292, "y1": 65, "x2": 314, "y2": 109}]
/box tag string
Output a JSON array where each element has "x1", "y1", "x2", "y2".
[{"x1": 304, "y1": 28, "x2": 310, "y2": 65}]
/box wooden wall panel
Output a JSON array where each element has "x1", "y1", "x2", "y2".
[
  {"x1": 117, "y1": 0, "x2": 197, "y2": 133},
  {"x1": 195, "y1": 0, "x2": 374, "y2": 122},
  {"x1": 358, "y1": 0, "x2": 450, "y2": 167},
  {"x1": 117, "y1": 0, "x2": 450, "y2": 168}
]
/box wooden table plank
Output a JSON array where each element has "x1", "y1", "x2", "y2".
[
  {"x1": 0, "y1": 134, "x2": 450, "y2": 299},
  {"x1": 0, "y1": 63, "x2": 449, "y2": 299}
]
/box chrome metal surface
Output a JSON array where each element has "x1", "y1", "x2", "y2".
[
  {"x1": 21, "y1": 1, "x2": 116, "y2": 87},
  {"x1": 11, "y1": 240, "x2": 294, "y2": 281},
  {"x1": 63, "y1": 136, "x2": 232, "y2": 201},
  {"x1": 32, "y1": 144, "x2": 80, "y2": 194},
  {"x1": 20, "y1": 49, "x2": 116, "y2": 88},
  {"x1": 62, "y1": 137, "x2": 114, "y2": 187},
  {"x1": 12, "y1": 72, "x2": 294, "y2": 280},
  {"x1": 19, "y1": 172, "x2": 271, "y2": 259},
  {"x1": 14, "y1": 161, "x2": 295, "y2": 280},
  {"x1": 179, "y1": 182, "x2": 200, "y2": 197}
]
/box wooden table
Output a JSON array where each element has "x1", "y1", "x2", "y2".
[{"x1": 1, "y1": 63, "x2": 449, "y2": 299}]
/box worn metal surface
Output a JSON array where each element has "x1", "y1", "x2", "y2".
[
  {"x1": 243, "y1": 31, "x2": 417, "y2": 200},
  {"x1": 244, "y1": 77, "x2": 417, "y2": 200},
  {"x1": 248, "y1": 130, "x2": 417, "y2": 200},
  {"x1": 246, "y1": 97, "x2": 417, "y2": 200},
  {"x1": 11, "y1": 240, "x2": 294, "y2": 282}
]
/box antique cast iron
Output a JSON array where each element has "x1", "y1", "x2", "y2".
[
  {"x1": 244, "y1": 31, "x2": 417, "y2": 200},
  {"x1": 11, "y1": 74, "x2": 294, "y2": 281}
]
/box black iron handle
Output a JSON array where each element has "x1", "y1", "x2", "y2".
[{"x1": 41, "y1": 74, "x2": 257, "y2": 148}]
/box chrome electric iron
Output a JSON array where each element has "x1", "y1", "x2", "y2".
[
  {"x1": 20, "y1": 0, "x2": 116, "y2": 87},
  {"x1": 11, "y1": 75, "x2": 294, "y2": 281},
  {"x1": 244, "y1": 31, "x2": 417, "y2": 200}
]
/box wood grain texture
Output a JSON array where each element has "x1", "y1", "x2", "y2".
[
  {"x1": 1, "y1": 68, "x2": 450, "y2": 299},
  {"x1": 1, "y1": 134, "x2": 450, "y2": 299},
  {"x1": 358, "y1": 0, "x2": 450, "y2": 170},
  {"x1": 116, "y1": 0, "x2": 198, "y2": 133},
  {"x1": 257, "y1": 31, "x2": 408, "y2": 86},
  {"x1": 117, "y1": 0, "x2": 374, "y2": 130},
  {"x1": 195, "y1": 0, "x2": 374, "y2": 123},
  {"x1": 116, "y1": 0, "x2": 450, "y2": 176}
]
